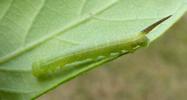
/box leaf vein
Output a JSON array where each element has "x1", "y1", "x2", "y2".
[
  {"x1": 22, "y1": 0, "x2": 46, "y2": 46},
  {"x1": 0, "y1": 0, "x2": 118, "y2": 64},
  {"x1": 0, "y1": 0, "x2": 14, "y2": 22}
]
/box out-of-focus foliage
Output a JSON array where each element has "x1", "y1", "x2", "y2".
[{"x1": 39, "y1": 14, "x2": 187, "y2": 100}]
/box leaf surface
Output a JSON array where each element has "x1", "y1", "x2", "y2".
[{"x1": 0, "y1": 0, "x2": 187, "y2": 99}]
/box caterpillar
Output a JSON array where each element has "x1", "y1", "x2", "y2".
[
  {"x1": 32, "y1": 33, "x2": 149, "y2": 78},
  {"x1": 32, "y1": 15, "x2": 171, "y2": 79}
]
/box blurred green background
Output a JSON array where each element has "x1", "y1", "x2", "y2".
[{"x1": 38, "y1": 13, "x2": 187, "y2": 100}]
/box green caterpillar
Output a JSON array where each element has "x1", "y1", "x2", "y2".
[
  {"x1": 32, "y1": 33, "x2": 149, "y2": 78},
  {"x1": 32, "y1": 15, "x2": 171, "y2": 78}
]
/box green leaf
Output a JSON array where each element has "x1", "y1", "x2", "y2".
[{"x1": 0, "y1": 0, "x2": 186, "y2": 99}]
